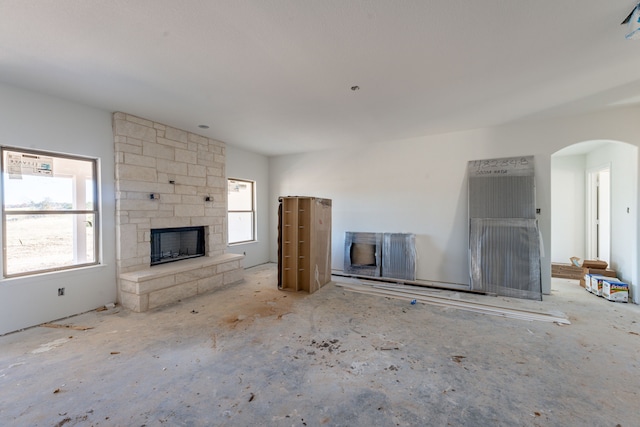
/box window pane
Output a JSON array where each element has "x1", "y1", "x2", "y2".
[
  {"x1": 228, "y1": 180, "x2": 253, "y2": 211},
  {"x1": 228, "y1": 212, "x2": 253, "y2": 243},
  {"x1": 3, "y1": 150, "x2": 94, "y2": 211},
  {"x1": 4, "y1": 213, "x2": 96, "y2": 276}
]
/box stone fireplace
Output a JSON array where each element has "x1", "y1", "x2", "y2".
[{"x1": 113, "y1": 112, "x2": 243, "y2": 312}]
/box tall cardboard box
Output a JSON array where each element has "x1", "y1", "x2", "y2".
[{"x1": 278, "y1": 196, "x2": 332, "y2": 293}]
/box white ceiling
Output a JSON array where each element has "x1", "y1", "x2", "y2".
[{"x1": 1, "y1": 1, "x2": 640, "y2": 156}]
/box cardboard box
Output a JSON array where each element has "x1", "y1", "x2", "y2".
[
  {"x1": 581, "y1": 267, "x2": 616, "y2": 278},
  {"x1": 583, "y1": 273, "x2": 593, "y2": 292},
  {"x1": 602, "y1": 279, "x2": 629, "y2": 303},
  {"x1": 581, "y1": 259, "x2": 608, "y2": 269},
  {"x1": 590, "y1": 275, "x2": 619, "y2": 297},
  {"x1": 589, "y1": 275, "x2": 603, "y2": 295}
]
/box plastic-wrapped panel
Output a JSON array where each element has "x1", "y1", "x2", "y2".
[
  {"x1": 469, "y1": 218, "x2": 542, "y2": 300},
  {"x1": 381, "y1": 233, "x2": 416, "y2": 281},
  {"x1": 468, "y1": 156, "x2": 542, "y2": 300},
  {"x1": 344, "y1": 232, "x2": 382, "y2": 277}
]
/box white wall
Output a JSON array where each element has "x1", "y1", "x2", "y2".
[
  {"x1": 551, "y1": 154, "x2": 586, "y2": 263},
  {"x1": 269, "y1": 107, "x2": 640, "y2": 297},
  {"x1": 0, "y1": 84, "x2": 116, "y2": 335},
  {"x1": 586, "y1": 143, "x2": 638, "y2": 301},
  {"x1": 226, "y1": 145, "x2": 271, "y2": 267}
]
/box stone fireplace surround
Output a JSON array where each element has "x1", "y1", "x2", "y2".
[{"x1": 113, "y1": 112, "x2": 243, "y2": 312}]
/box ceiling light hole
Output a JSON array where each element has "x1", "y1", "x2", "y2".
[{"x1": 198, "y1": 125, "x2": 210, "y2": 129}]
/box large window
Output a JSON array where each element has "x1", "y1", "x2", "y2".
[
  {"x1": 227, "y1": 178, "x2": 255, "y2": 244},
  {"x1": 1, "y1": 147, "x2": 99, "y2": 277}
]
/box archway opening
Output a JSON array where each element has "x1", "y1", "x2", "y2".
[{"x1": 551, "y1": 140, "x2": 638, "y2": 303}]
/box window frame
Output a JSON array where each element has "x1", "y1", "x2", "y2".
[
  {"x1": 227, "y1": 178, "x2": 256, "y2": 245},
  {"x1": 1, "y1": 146, "x2": 100, "y2": 278}
]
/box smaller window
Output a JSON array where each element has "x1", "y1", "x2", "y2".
[{"x1": 227, "y1": 178, "x2": 255, "y2": 244}]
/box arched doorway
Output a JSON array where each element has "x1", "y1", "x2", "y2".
[{"x1": 551, "y1": 140, "x2": 638, "y2": 303}]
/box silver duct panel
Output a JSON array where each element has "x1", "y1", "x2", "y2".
[
  {"x1": 469, "y1": 218, "x2": 541, "y2": 300},
  {"x1": 468, "y1": 157, "x2": 542, "y2": 300},
  {"x1": 344, "y1": 232, "x2": 416, "y2": 281},
  {"x1": 344, "y1": 232, "x2": 382, "y2": 277},
  {"x1": 381, "y1": 233, "x2": 416, "y2": 281}
]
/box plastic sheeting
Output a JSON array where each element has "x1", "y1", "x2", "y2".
[
  {"x1": 344, "y1": 232, "x2": 382, "y2": 277},
  {"x1": 468, "y1": 156, "x2": 542, "y2": 300},
  {"x1": 344, "y1": 232, "x2": 416, "y2": 281},
  {"x1": 381, "y1": 233, "x2": 416, "y2": 281},
  {"x1": 469, "y1": 218, "x2": 542, "y2": 300}
]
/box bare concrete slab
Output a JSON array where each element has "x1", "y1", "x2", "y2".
[{"x1": 1, "y1": 263, "x2": 639, "y2": 426}]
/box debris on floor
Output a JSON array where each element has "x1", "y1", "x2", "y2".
[
  {"x1": 451, "y1": 355, "x2": 466, "y2": 364},
  {"x1": 40, "y1": 323, "x2": 94, "y2": 331},
  {"x1": 377, "y1": 342, "x2": 400, "y2": 351},
  {"x1": 31, "y1": 338, "x2": 71, "y2": 354},
  {"x1": 335, "y1": 281, "x2": 571, "y2": 324}
]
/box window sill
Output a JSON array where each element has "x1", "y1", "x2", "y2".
[
  {"x1": 1, "y1": 263, "x2": 109, "y2": 283},
  {"x1": 228, "y1": 240, "x2": 259, "y2": 247}
]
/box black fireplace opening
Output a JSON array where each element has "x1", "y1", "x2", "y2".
[{"x1": 150, "y1": 226, "x2": 205, "y2": 266}]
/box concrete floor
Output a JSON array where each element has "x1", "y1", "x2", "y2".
[{"x1": 1, "y1": 263, "x2": 639, "y2": 427}]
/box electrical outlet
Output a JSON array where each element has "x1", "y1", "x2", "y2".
[{"x1": 58, "y1": 288, "x2": 65, "y2": 296}]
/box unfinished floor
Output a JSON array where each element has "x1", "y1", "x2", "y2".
[{"x1": 1, "y1": 263, "x2": 638, "y2": 427}]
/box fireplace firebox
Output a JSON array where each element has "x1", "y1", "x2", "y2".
[{"x1": 150, "y1": 226, "x2": 205, "y2": 266}]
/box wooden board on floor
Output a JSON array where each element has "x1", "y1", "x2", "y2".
[{"x1": 551, "y1": 263, "x2": 582, "y2": 280}]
